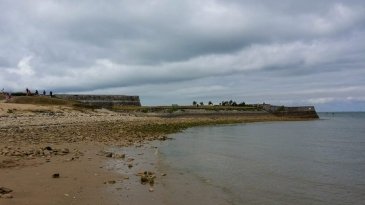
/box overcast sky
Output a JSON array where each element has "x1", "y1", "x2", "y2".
[{"x1": 1, "y1": 0, "x2": 365, "y2": 111}]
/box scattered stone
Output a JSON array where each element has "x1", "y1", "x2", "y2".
[
  {"x1": 61, "y1": 148, "x2": 69, "y2": 154},
  {"x1": 128, "y1": 164, "x2": 133, "y2": 168},
  {"x1": 139, "y1": 171, "x2": 156, "y2": 185},
  {"x1": 141, "y1": 175, "x2": 148, "y2": 183},
  {"x1": 123, "y1": 176, "x2": 129, "y2": 180},
  {"x1": 44, "y1": 146, "x2": 52, "y2": 151},
  {"x1": 66, "y1": 157, "x2": 75, "y2": 162},
  {"x1": 43, "y1": 150, "x2": 51, "y2": 156},
  {"x1": 126, "y1": 158, "x2": 134, "y2": 162},
  {"x1": 104, "y1": 180, "x2": 116, "y2": 184},
  {"x1": 149, "y1": 187, "x2": 154, "y2": 192},
  {"x1": 0, "y1": 193, "x2": 13, "y2": 199},
  {"x1": 158, "y1": 136, "x2": 168, "y2": 141},
  {"x1": 113, "y1": 153, "x2": 125, "y2": 159},
  {"x1": 52, "y1": 173, "x2": 60, "y2": 178},
  {"x1": 72, "y1": 149, "x2": 83, "y2": 158},
  {"x1": 161, "y1": 173, "x2": 167, "y2": 176},
  {"x1": 0, "y1": 187, "x2": 13, "y2": 194},
  {"x1": 0, "y1": 146, "x2": 71, "y2": 158}
]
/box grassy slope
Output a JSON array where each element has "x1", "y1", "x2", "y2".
[{"x1": 7, "y1": 96, "x2": 77, "y2": 106}]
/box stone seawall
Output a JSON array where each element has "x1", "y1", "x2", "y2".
[
  {"x1": 56, "y1": 94, "x2": 141, "y2": 107},
  {"x1": 262, "y1": 104, "x2": 319, "y2": 118}
]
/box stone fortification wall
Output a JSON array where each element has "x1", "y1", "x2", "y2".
[
  {"x1": 262, "y1": 104, "x2": 319, "y2": 118},
  {"x1": 56, "y1": 94, "x2": 141, "y2": 107}
]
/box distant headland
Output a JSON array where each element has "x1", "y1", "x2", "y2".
[{"x1": 1, "y1": 88, "x2": 319, "y2": 119}]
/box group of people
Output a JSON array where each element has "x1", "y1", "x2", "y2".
[
  {"x1": 26, "y1": 88, "x2": 53, "y2": 97},
  {"x1": 1, "y1": 88, "x2": 54, "y2": 102}
]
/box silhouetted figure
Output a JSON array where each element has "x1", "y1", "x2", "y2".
[
  {"x1": 35, "y1": 90, "x2": 39, "y2": 95},
  {"x1": 43, "y1": 90, "x2": 46, "y2": 95},
  {"x1": 50, "y1": 91, "x2": 53, "y2": 97},
  {"x1": 5, "y1": 92, "x2": 11, "y2": 100},
  {"x1": 26, "y1": 88, "x2": 30, "y2": 96}
]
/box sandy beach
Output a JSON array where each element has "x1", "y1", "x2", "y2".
[{"x1": 0, "y1": 101, "x2": 310, "y2": 205}]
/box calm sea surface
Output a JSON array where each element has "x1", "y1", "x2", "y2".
[{"x1": 158, "y1": 113, "x2": 365, "y2": 205}]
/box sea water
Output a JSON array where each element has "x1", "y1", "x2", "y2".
[{"x1": 158, "y1": 113, "x2": 365, "y2": 205}]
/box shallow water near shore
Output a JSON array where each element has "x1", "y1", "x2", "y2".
[{"x1": 157, "y1": 112, "x2": 365, "y2": 205}]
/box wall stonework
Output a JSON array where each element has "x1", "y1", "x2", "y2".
[
  {"x1": 56, "y1": 94, "x2": 141, "y2": 107},
  {"x1": 262, "y1": 104, "x2": 319, "y2": 118}
]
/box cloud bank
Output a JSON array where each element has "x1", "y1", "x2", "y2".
[{"x1": 1, "y1": 0, "x2": 365, "y2": 110}]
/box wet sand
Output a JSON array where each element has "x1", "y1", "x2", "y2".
[{"x1": 0, "y1": 102, "x2": 310, "y2": 204}]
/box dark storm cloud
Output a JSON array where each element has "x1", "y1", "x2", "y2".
[{"x1": 0, "y1": 0, "x2": 365, "y2": 110}]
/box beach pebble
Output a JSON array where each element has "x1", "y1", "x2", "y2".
[
  {"x1": 113, "y1": 153, "x2": 125, "y2": 159},
  {"x1": 61, "y1": 148, "x2": 70, "y2": 154},
  {"x1": 104, "y1": 180, "x2": 116, "y2": 184},
  {"x1": 158, "y1": 136, "x2": 168, "y2": 141},
  {"x1": 44, "y1": 146, "x2": 53, "y2": 151},
  {"x1": 43, "y1": 150, "x2": 51, "y2": 156},
  {"x1": 105, "y1": 152, "x2": 113, "y2": 158},
  {"x1": 52, "y1": 173, "x2": 60, "y2": 178},
  {"x1": 66, "y1": 157, "x2": 75, "y2": 161},
  {"x1": 126, "y1": 158, "x2": 134, "y2": 162}
]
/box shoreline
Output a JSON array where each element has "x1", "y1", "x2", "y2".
[{"x1": 0, "y1": 102, "x2": 318, "y2": 204}]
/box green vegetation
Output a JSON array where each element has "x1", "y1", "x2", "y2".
[
  {"x1": 125, "y1": 118, "x2": 265, "y2": 136},
  {"x1": 10, "y1": 92, "x2": 27, "y2": 96},
  {"x1": 6, "y1": 96, "x2": 77, "y2": 106},
  {"x1": 112, "y1": 105, "x2": 151, "y2": 112},
  {"x1": 191, "y1": 100, "x2": 246, "y2": 107},
  {"x1": 277, "y1": 106, "x2": 285, "y2": 112}
]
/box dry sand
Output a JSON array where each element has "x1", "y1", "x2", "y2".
[{"x1": 0, "y1": 102, "x2": 306, "y2": 205}]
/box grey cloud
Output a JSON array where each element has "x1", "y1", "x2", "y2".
[{"x1": 0, "y1": 0, "x2": 365, "y2": 110}]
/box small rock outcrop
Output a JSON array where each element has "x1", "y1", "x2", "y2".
[
  {"x1": 0, "y1": 187, "x2": 13, "y2": 199},
  {"x1": 52, "y1": 173, "x2": 60, "y2": 178},
  {"x1": 138, "y1": 171, "x2": 156, "y2": 186}
]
